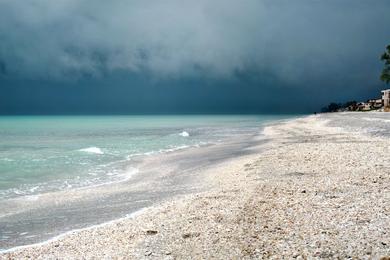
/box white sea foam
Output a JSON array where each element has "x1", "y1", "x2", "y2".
[
  {"x1": 126, "y1": 142, "x2": 210, "y2": 160},
  {"x1": 13, "y1": 190, "x2": 25, "y2": 195},
  {"x1": 179, "y1": 131, "x2": 190, "y2": 137},
  {"x1": 122, "y1": 167, "x2": 139, "y2": 180},
  {"x1": 163, "y1": 145, "x2": 190, "y2": 153},
  {"x1": 78, "y1": 147, "x2": 104, "y2": 155},
  {"x1": 29, "y1": 186, "x2": 39, "y2": 193},
  {"x1": 63, "y1": 181, "x2": 72, "y2": 188},
  {"x1": 24, "y1": 195, "x2": 40, "y2": 201}
]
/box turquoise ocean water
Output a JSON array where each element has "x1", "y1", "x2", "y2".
[{"x1": 0, "y1": 115, "x2": 291, "y2": 200}]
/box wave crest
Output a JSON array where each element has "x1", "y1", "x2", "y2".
[
  {"x1": 179, "y1": 131, "x2": 189, "y2": 137},
  {"x1": 78, "y1": 147, "x2": 104, "y2": 155}
]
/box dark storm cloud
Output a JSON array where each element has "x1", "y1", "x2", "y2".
[
  {"x1": 0, "y1": 0, "x2": 389, "y2": 82},
  {"x1": 0, "y1": 0, "x2": 389, "y2": 114},
  {"x1": 0, "y1": 0, "x2": 264, "y2": 78}
]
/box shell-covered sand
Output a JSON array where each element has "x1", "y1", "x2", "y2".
[{"x1": 2, "y1": 115, "x2": 389, "y2": 259}]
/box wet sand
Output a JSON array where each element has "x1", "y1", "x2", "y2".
[{"x1": 1, "y1": 113, "x2": 390, "y2": 259}]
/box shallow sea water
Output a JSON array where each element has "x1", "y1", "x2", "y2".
[
  {"x1": 0, "y1": 115, "x2": 296, "y2": 250},
  {"x1": 0, "y1": 115, "x2": 293, "y2": 199}
]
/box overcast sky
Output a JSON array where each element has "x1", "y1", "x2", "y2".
[{"x1": 1, "y1": 0, "x2": 389, "y2": 114}]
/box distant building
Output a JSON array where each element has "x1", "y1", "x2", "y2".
[
  {"x1": 368, "y1": 99, "x2": 383, "y2": 109},
  {"x1": 357, "y1": 102, "x2": 371, "y2": 111},
  {"x1": 347, "y1": 104, "x2": 357, "y2": 111},
  {"x1": 382, "y1": 89, "x2": 390, "y2": 107},
  {"x1": 324, "y1": 89, "x2": 390, "y2": 113}
]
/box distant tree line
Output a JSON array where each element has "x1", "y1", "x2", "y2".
[{"x1": 321, "y1": 101, "x2": 357, "y2": 113}]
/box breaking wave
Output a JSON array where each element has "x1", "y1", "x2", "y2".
[
  {"x1": 179, "y1": 131, "x2": 190, "y2": 137},
  {"x1": 78, "y1": 147, "x2": 104, "y2": 155}
]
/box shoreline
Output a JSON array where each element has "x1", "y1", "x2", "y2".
[
  {"x1": 0, "y1": 119, "x2": 273, "y2": 251},
  {"x1": 0, "y1": 208, "x2": 147, "y2": 254},
  {"x1": 2, "y1": 114, "x2": 389, "y2": 259}
]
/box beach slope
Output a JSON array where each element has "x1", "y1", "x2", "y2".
[{"x1": 2, "y1": 114, "x2": 389, "y2": 259}]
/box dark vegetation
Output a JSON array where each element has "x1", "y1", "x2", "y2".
[
  {"x1": 321, "y1": 101, "x2": 357, "y2": 113},
  {"x1": 381, "y1": 45, "x2": 390, "y2": 84}
]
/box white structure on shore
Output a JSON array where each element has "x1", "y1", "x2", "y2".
[
  {"x1": 368, "y1": 99, "x2": 383, "y2": 109},
  {"x1": 382, "y1": 89, "x2": 390, "y2": 107}
]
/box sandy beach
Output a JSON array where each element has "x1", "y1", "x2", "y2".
[{"x1": 1, "y1": 113, "x2": 390, "y2": 259}]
